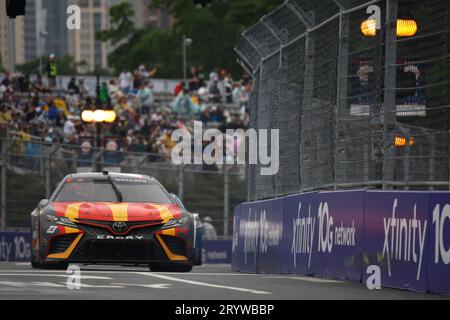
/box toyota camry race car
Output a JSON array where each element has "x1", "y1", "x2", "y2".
[{"x1": 31, "y1": 172, "x2": 202, "y2": 272}]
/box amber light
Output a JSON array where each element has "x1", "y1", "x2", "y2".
[
  {"x1": 361, "y1": 18, "x2": 418, "y2": 37},
  {"x1": 81, "y1": 110, "x2": 116, "y2": 123},
  {"x1": 361, "y1": 19, "x2": 377, "y2": 37},
  {"x1": 395, "y1": 136, "x2": 415, "y2": 147},
  {"x1": 396, "y1": 19, "x2": 418, "y2": 37}
]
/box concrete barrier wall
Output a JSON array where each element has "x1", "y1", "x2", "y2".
[
  {"x1": 0, "y1": 232, "x2": 31, "y2": 262},
  {"x1": 232, "y1": 190, "x2": 450, "y2": 295}
]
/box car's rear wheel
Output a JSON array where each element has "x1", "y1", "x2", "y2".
[{"x1": 149, "y1": 263, "x2": 193, "y2": 273}]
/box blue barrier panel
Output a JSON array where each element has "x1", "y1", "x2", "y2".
[
  {"x1": 202, "y1": 240, "x2": 232, "y2": 264},
  {"x1": 231, "y1": 204, "x2": 241, "y2": 272},
  {"x1": 281, "y1": 192, "x2": 318, "y2": 275},
  {"x1": 257, "y1": 198, "x2": 284, "y2": 274},
  {"x1": 233, "y1": 201, "x2": 261, "y2": 273},
  {"x1": 428, "y1": 193, "x2": 450, "y2": 295},
  {"x1": 314, "y1": 191, "x2": 365, "y2": 281},
  {"x1": 0, "y1": 232, "x2": 32, "y2": 262},
  {"x1": 363, "y1": 191, "x2": 430, "y2": 292}
]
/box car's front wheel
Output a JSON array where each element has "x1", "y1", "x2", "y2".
[{"x1": 31, "y1": 249, "x2": 68, "y2": 270}]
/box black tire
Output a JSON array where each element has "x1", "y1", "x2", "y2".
[
  {"x1": 194, "y1": 250, "x2": 202, "y2": 266},
  {"x1": 149, "y1": 264, "x2": 193, "y2": 273},
  {"x1": 31, "y1": 221, "x2": 69, "y2": 270}
]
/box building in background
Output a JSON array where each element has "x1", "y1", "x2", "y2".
[
  {"x1": 0, "y1": 0, "x2": 25, "y2": 71},
  {"x1": 109, "y1": 0, "x2": 174, "y2": 30},
  {"x1": 68, "y1": 0, "x2": 109, "y2": 72},
  {"x1": 0, "y1": 0, "x2": 173, "y2": 72},
  {"x1": 23, "y1": 0, "x2": 69, "y2": 72}
]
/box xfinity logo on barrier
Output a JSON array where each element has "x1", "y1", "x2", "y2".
[
  {"x1": 0, "y1": 236, "x2": 31, "y2": 261},
  {"x1": 382, "y1": 199, "x2": 427, "y2": 281},
  {"x1": 291, "y1": 202, "x2": 316, "y2": 268},
  {"x1": 232, "y1": 217, "x2": 239, "y2": 253},
  {"x1": 317, "y1": 202, "x2": 356, "y2": 254},
  {"x1": 243, "y1": 209, "x2": 259, "y2": 266},
  {"x1": 432, "y1": 204, "x2": 450, "y2": 265},
  {"x1": 259, "y1": 210, "x2": 281, "y2": 254},
  {"x1": 242, "y1": 208, "x2": 282, "y2": 265}
]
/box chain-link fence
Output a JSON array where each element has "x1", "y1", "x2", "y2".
[
  {"x1": 0, "y1": 136, "x2": 245, "y2": 237},
  {"x1": 236, "y1": 0, "x2": 450, "y2": 201}
]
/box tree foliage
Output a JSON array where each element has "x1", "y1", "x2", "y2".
[
  {"x1": 96, "y1": 2, "x2": 135, "y2": 45},
  {"x1": 99, "y1": 0, "x2": 282, "y2": 78}
]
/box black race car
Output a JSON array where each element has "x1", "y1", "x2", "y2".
[{"x1": 31, "y1": 172, "x2": 202, "y2": 272}]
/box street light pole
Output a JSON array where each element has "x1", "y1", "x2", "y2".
[
  {"x1": 182, "y1": 34, "x2": 187, "y2": 87},
  {"x1": 182, "y1": 35, "x2": 193, "y2": 88}
]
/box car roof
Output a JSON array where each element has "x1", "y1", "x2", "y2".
[{"x1": 65, "y1": 172, "x2": 153, "y2": 180}]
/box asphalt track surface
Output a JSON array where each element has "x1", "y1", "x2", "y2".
[{"x1": 0, "y1": 263, "x2": 446, "y2": 300}]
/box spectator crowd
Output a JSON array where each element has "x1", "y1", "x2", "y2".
[{"x1": 0, "y1": 61, "x2": 252, "y2": 164}]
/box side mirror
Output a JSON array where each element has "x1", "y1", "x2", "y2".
[{"x1": 38, "y1": 199, "x2": 49, "y2": 208}]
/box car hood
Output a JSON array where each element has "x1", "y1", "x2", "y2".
[{"x1": 50, "y1": 202, "x2": 183, "y2": 223}]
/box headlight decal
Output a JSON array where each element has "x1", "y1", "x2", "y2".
[
  {"x1": 161, "y1": 217, "x2": 189, "y2": 230},
  {"x1": 46, "y1": 214, "x2": 78, "y2": 228}
]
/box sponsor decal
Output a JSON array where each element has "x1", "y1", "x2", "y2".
[
  {"x1": 382, "y1": 199, "x2": 427, "y2": 280},
  {"x1": 431, "y1": 203, "x2": 450, "y2": 265},
  {"x1": 259, "y1": 209, "x2": 281, "y2": 254},
  {"x1": 0, "y1": 234, "x2": 31, "y2": 261},
  {"x1": 47, "y1": 226, "x2": 58, "y2": 234},
  {"x1": 243, "y1": 209, "x2": 259, "y2": 266},
  {"x1": 291, "y1": 202, "x2": 316, "y2": 269}
]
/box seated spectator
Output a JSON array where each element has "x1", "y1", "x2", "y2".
[
  {"x1": 137, "y1": 81, "x2": 154, "y2": 115},
  {"x1": 200, "y1": 108, "x2": 211, "y2": 124},
  {"x1": 67, "y1": 77, "x2": 80, "y2": 94},
  {"x1": 208, "y1": 80, "x2": 222, "y2": 103},
  {"x1": 174, "y1": 81, "x2": 185, "y2": 96},
  {"x1": 32, "y1": 75, "x2": 45, "y2": 92}
]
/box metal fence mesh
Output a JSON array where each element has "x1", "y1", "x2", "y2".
[
  {"x1": 0, "y1": 138, "x2": 245, "y2": 236},
  {"x1": 237, "y1": 0, "x2": 450, "y2": 201}
]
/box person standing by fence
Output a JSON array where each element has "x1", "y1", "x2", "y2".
[{"x1": 46, "y1": 54, "x2": 58, "y2": 89}]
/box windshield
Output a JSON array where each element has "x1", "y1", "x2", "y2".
[{"x1": 53, "y1": 177, "x2": 174, "y2": 204}]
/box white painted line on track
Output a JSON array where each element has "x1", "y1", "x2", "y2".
[
  {"x1": 150, "y1": 272, "x2": 262, "y2": 276},
  {"x1": 137, "y1": 272, "x2": 271, "y2": 295},
  {"x1": 264, "y1": 276, "x2": 344, "y2": 284},
  {"x1": 0, "y1": 281, "x2": 66, "y2": 288},
  {"x1": 0, "y1": 274, "x2": 112, "y2": 280},
  {"x1": 113, "y1": 283, "x2": 172, "y2": 289},
  {"x1": 57, "y1": 282, "x2": 125, "y2": 289}
]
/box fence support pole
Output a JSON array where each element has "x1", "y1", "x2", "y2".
[
  {"x1": 334, "y1": 1, "x2": 350, "y2": 190},
  {"x1": 45, "y1": 149, "x2": 51, "y2": 198},
  {"x1": 300, "y1": 28, "x2": 315, "y2": 191},
  {"x1": 382, "y1": 0, "x2": 399, "y2": 189},
  {"x1": 224, "y1": 165, "x2": 230, "y2": 238},
  {"x1": 178, "y1": 165, "x2": 184, "y2": 201},
  {"x1": 1, "y1": 141, "x2": 7, "y2": 230}
]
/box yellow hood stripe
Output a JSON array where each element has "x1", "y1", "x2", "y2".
[
  {"x1": 107, "y1": 203, "x2": 129, "y2": 221},
  {"x1": 64, "y1": 203, "x2": 82, "y2": 221},
  {"x1": 151, "y1": 204, "x2": 173, "y2": 223}
]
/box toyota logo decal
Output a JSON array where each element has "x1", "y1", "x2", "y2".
[{"x1": 112, "y1": 222, "x2": 128, "y2": 233}]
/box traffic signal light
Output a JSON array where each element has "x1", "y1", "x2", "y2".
[
  {"x1": 5, "y1": 0, "x2": 26, "y2": 19},
  {"x1": 193, "y1": 0, "x2": 211, "y2": 7}
]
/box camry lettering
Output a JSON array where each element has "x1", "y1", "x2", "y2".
[{"x1": 96, "y1": 236, "x2": 144, "y2": 240}]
